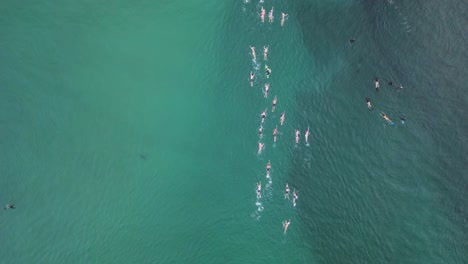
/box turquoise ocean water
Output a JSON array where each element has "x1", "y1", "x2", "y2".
[{"x1": 1, "y1": 0, "x2": 467, "y2": 263}]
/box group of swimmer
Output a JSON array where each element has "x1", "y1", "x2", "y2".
[
  {"x1": 257, "y1": 119, "x2": 311, "y2": 154},
  {"x1": 260, "y1": 6, "x2": 288, "y2": 27},
  {"x1": 250, "y1": 6, "x2": 296, "y2": 235},
  {"x1": 346, "y1": 38, "x2": 406, "y2": 123},
  {"x1": 249, "y1": 46, "x2": 272, "y2": 88},
  {"x1": 284, "y1": 183, "x2": 298, "y2": 207},
  {"x1": 255, "y1": 174, "x2": 295, "y2": 235},
  {"x1": 366, "y1": 77, "x2": 406, "y2": 125}
]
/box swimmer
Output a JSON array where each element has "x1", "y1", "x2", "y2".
[
  {"x1": 292, "y1": 190, "x2": 298, "y2": 206},
  {"x1": 268, "y1": 7, "x2": 274, "y2": 23},
  {"x1": 261, "y1": 109, "x2": 267, "y2": 123},
  {"x1": 305, "y1": 127, "x2": 310, "y2": 143},
  {"x1": 381, "y1": 112, "x2": 394, "y2": 125},
  {"x1": 400, "y1": 116, "x2": 407, "y2": 124},
  {"x1": 264, "y1": 83, "x2": 269, "y2": 98},
  {"x1": 345, "y1": 37, "x2": 355, "y2": 47},
  {"x1": 266, "y1": 160, "x2": 271, "y2": 177},
  {"x1": 265, "y1": 65, "x2": 271, "y2": 78},
  {"x1": 256, "y1": 182, "x2": 262, "y2": 199},
  {"x1": 272, "y1": 96, "x2": 277, "y2": 112},
  {"x1": 4, "y1": 204, "x2": 15, "y2": 210},
  {"x1": 258, "y1": 125, "x2": 263, "y2": 138},
  {"x1": 260, "y1": 7, "x2": 265, "y2": 23},
  {"x1": 263, "y1": 46, "x2": 268, "y2": 61},
  {"x1": 250, "y1": 71, "x2": 254, "y2": 87},
  {"x1": 281, "y1": 13, "x2": 287, "y2": 27},
  {"x1": 375, "y1": 78, "x2": 380, "y2": 92},
  {"x1": 280, "y1": 112, "x2": 285, "y2": 125},
  {"x1": 366, "y1": 97, "x2": 372, "y2": 111},
  {"x1": 295, "y1": 129, "x2": 300, "y2": 144},
  {"x1": 284, "y1": 183, "x2": 290, "y2": 199},
  {"x1": 388, "y1": 80, "x2": 394, "y2": 86},
  {"x1": 283, "y1": 219, "x2": 291, "y2": 234},
  {"x1": 258, "y1": 142, "x2": 264, "y2": 154},
  {"x1": 273, "y1": 126, "x2": 278, "y2": 142},
  {"x1": 250, "y1": 46, "x2": 256, "y2": 60}
]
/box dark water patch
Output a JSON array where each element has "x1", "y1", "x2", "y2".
[
  {"x1": 296, "y1": 1, "x2": 364, "y2": 66},
  {"x1": 289, "y1": 0, "x2": 468, "y2": 255},
  {"x1": 292, "y1": 85, "x2": 439, "y2": 263},
  {"x1": 366, "y1": 1, "x2": 468, "y2": 261}
]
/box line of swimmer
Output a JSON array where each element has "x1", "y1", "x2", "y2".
[
  {"x1": 259, "y1": 6, "x2": 288, "y2": 26},
  {"x1": 249, "y1": 6, "x2": 293, "y2": 235},
  {"x1": 257, "y1": 109, "x2": 311, "y2": 154}
]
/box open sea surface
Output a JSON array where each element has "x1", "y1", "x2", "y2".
[{"x1": 1, "y1": 0, "x2": 467, "y2": 263}]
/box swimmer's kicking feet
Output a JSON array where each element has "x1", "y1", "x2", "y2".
[
  {"x1": 258, "y1": 142, "x2": 264, "y2": 154},
  {"x1": 272, "y1": 96, "x2": 277, "y2": 112},
  {"x1": 366, "y1": 97, "x2": 372, "y2": 111},
  {"x1": 257, "y1": 182, "x2": 262, "y2": 199},
  {"x1": 283, "y1": 219, "x2": 291, "y2": 234},
  {"x1": 261, "y1": 109, "x2": 267, "y2": 123},
  {"x1": 264, "y1": 83, "x2": 269, "y2": 98},
  {"x1": 250, "y1": 46, "x2": 256, "y2": 60},
  {"x1": 268, "y1": 7, "x2": 274, "y2": 23},
  {"x1": 281, "y1": 13, "x2": 287, "y2": 27},
  {"x1": 250, "y1": 71, "x2": 254, "y2": 87},
  {"x1": 284, "y1": 183, "x2": 290, "y2": 199},
  {"x1": 266, "y1": 160, "x2": 271, "y2": 177},
  {"x1": 280, "y1": 112, "x2": 285, "y2": 125},
  {"x1": 273, "y1": 126, "x2": 278, "y2": 142}
]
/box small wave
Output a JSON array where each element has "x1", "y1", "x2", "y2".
[{"x1": 388, "y1": 0, "x2": 412, "y2": 33}]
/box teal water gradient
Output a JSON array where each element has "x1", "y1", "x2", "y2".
[{"x1": 1, "y1": 0, "x2": 467, "y2": 263}]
